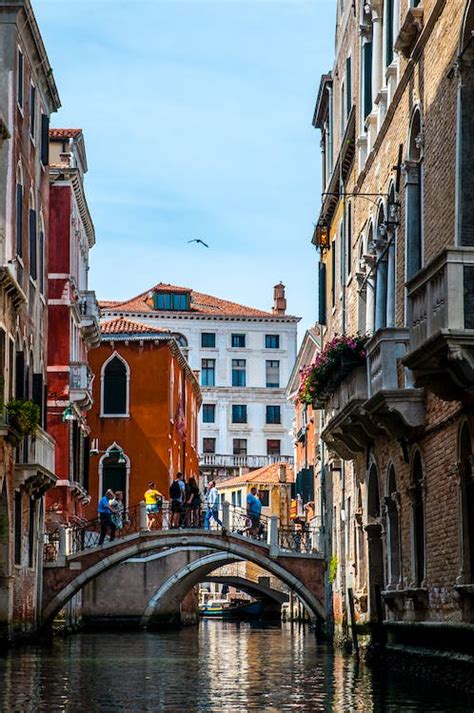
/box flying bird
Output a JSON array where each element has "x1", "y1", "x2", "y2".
[{"x1": 188, "y1": 238, "x2": 209, "y2": 248}]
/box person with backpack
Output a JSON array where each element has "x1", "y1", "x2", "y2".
[
  {"x1": 170, "y1": 472, "x2": 185, "y2": 528},
  {"x1": 204, "y1": 480, "x2": 223, "y2": 530}
]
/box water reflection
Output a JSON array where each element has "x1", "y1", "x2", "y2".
[{"x1": 0, "y1": 623, "x2": 473, "y2": 712}]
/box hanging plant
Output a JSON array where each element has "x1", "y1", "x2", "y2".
[
  {"x1": 298, "y1": 334, "x2": 368, "y2": 405},
  {"x1": 5, "y1": 399, "x2": 40, "y2": 446}
]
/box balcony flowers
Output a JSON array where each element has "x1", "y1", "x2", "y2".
[
  {"x1": 5, "y1": 399, "x2": 40, "y2": 446},
  {"x1": 298, "y1": 334, "x2": 367, "y2": 405}
]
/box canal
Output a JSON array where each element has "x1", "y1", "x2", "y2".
[{"x1": 1, "y1": 623, "x2": 473, "y2": 712}]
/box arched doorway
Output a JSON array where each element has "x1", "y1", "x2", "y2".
[
  {"x1": 459, "y1": 421, "x2": 474, "y2": 582},
  {"x1": 365, "y1": 463, "x2": 384, "y2": 622},
  {"x1": 99, "y1": 445, "x2": 129, "y2": 506}
]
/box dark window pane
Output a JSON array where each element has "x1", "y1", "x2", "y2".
[
  {"x1": 17, "y1": 51, "x2": 23, "y2": 108},
  {"x1": 14, "y1": 491, "x2": 21, "y2": 565},
  {"x1": 267, "y1": 439, "x2": 281, "y2": 455},
  {"x1": 231, "y1": 334, "x2": 246, "y2": 348},
  {"x1": 266, "y1": 405, "x2": 281, "y2": 424},
  {"x1": 103, "y1": 356, "x2": 127, "y2": 415},
  {"x1": 201, "y1": 333, "x2": 216, "y2": 348},
  {"x1": 41, "y1": 114, "x2": 49, "y2": 166},
  {"x1": 233, "y1": 438, "x2": 247, "y2": 455},
  {"x1": 102, "y1": 460, "x2": 127, "y2": 507},
  {"x1": 265, "y1": 335, "x2": 280, "y2": 349},
  {"x1": 29, "y1": 209, "x2": 37, "y2": 280},
  {"x1": 232, "y1": 405, "x2": 247, "y2": 423},
  {"x1": 266, "y1": 360, "x2": 279, "y2": 387},
  {"x1": 232, "y1": 359, "x2": 246, "y2": 387},
  {"x1": 202, "y1": 404, "x2": 215, "y2": 423},
  {"x1": 259, "y1": 490, "x2": 270, "y2": 507},
  {"x1": 28, "y1": 496, "x2": 35, "y2": 567},
  {"x1": 203, "y1": 438, "x2": 216, "y2": 454},
  {"x1": 201, "y1": 359, "x2": 215, "y2": 387},
  {"x1": 29, "y1": 85, "x2": 36, "y2": 138},
  {"x1": 39, "y1": 232, "x2": 44, "y2": 293},
  {"x1": 16, "y1": 184, "x2": 22, "y2": 257}
]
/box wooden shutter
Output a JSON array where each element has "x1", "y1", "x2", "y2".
[
  {"x1": 16, "y1": 184, "x2": 23, "y2": 257},
  {"x1": 318, "y1": 262, "x2": 327, "y2": 326},
  {"x1": 363, "y1": 42, "x2": 373, "y2": 120},
  {"x1": 346, "y1": 56, "x2": 352, "y2": 117},
  {"x1": 32, "y1": 373, "x2": 43, "y2": 427},
  {"x1": 29, "y1": 209, "x2": 37, "y2": 280},
  {"x1": 15, "y1": 351, "x2": 25, "y2": 399},
  {"x1": 41, "y1": 115, "x2": 50, "y2": 166}
]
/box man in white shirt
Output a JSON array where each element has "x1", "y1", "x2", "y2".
[{"x1": 205, "y1": 480, "x2": 223, "y2": 530}]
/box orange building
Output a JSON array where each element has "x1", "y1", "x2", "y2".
[{"x1": 86, "y1": 317, "x2": 201, "y2": 516}]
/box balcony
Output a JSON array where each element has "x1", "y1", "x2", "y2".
[
  {"x1": 404, "y1": 247, "x2": 474, "y2": 400},
  {"x1": 320, "y1": 366, "x2": 378, "y2": 460},
  {"x1": 199, "y1": 454, "x2": 294, "y2": 470},
  {"x1": 365, "y1": 328, "x2": 425, "y2": 438},
  {"x1": 394, "y1": 5, "x2": 424, "y2": 58},
  {"x1": 70, "y1": 362, "x2": 94, "y2": 409},
  {"x1": 15, "y1": 427, "x2": 56, "y2": 489},
  {"x1": 78, "y1": 290, "x2": 101, "y2": 349}
]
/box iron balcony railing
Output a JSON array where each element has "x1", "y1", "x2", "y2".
[{"x1": 70, "y1": 362, "x2": 93, "y2": 392}]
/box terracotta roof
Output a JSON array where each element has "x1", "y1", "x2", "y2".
[
  {"x1": 49, "y1": 128, "x2": 82, "y2": 139},
  {"x1": 100, "y1": 282, "x2": 298, "y2": 319},
  {"x1": 101, "y1": 317, "x2": 171, "y2": 336},
  {"x1": 217, "y1": 463, "x2": 294, "y2": 489}
]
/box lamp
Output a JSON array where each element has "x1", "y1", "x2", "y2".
[
  {"x1": 314, "y1": 219, "x2": 330, "y2": 251},
  {"x1": 62, "y1": 405, "x2": 75, "y2": 422},
  {"x1": 117, "y1": 452, "x2": 126, "y2": 465}
]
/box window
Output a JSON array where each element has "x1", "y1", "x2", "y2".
[
  {"x1": 266, "y1": 360, "x2": 280, "y2": 388},
  {"x1": 265, "y1": 334, "x2": 280, "y2": 349},
  {"x1": 340, "y1": 81, "x2": 345, "y2": 137},
  {"x1": 233, "y1": 438, "x2": 247, "y2": 455},
  {"x1": 385, "y1": 0, "x2": 395, "y2": 67},
  {"x1": 153, "y1": 292, "x2": 190, "y2": 310},
  {"x1": 201, "y1": 332, "x2": 216, "y2": 348},
  {"x1": 29, "y1": 200, "x2": 37, "y2": 280},
  {"x1": 405, "y1": 108, "x2": 423, "y2": 280},
  {"x1": 14, "y1": 490, "x2": 21, "y2": 565},
  {"x1": 266, "y1": 405, "x2": 281, "y2": 424},
  {"x1": 203, "y1": 438, "x2": 216, "y2": 454},
  {"x1": 231, "y1": 359, "x2": 246, "y2": 387},
  {"x1": 331, "y1": 240, "x2": 336, "y2": 307},
  {"x1": 386, "y1": 466, "x2": 401, "y2": 587},
  {"x1": 202, "y1": 404, "x2": 216, "y2": 423},
  {"x1": 40, "y1": 114, "x2": 49, "y2": 166},
  {"x1": 231, "y1": 490, "x2": 242, "y2": 507},
  {"x1": 267, "y1": 439, "x2": 281, "y2": 456},
  {"x1": 346, "y1": 56, "x2": 352, "y2": 117},
  {"x1": 362, "y1": 40, "x2": 373, "y2": 121},
  {"x1": 101, "y1": 451, "x2": 128, "y2": 507},
  {"x1": 232, "y1": 405, "x2": 247, "y2": 423},
  {"x1": 412, "y1": 452, "x2": 425, "y2": 587},
  {"x1": 17, "y1": 49, "x2": 23, "y2": 109},
  {"x1": 28, "y1": 496, "x2": 35, "y2": 568},
  {"x1": 459, "y1": 422, "x2": 474, "y2": 582},
  {"x1": 102, "y1": 355, "x2": 128, "y2": 416},
  {"x1": 16, "y1": 170, "x2": 23, "y2": 258},
  {"x1": 231, "y1": 333, "x2": 246, "y2": 348},
  {"x1": 201, "y1": 359, "x2": 215, "y2": 387},
  {"x1": 29, "y1": 84, "x2": 36, "y2": 139},
  {"x1": 259, "y1": 490, "x2": 270, "y2": 507},
  {"x1": 346, "y1": 202, "x2": 352, "y2": 277},
  {"x1": 318, "y1": 262, "x2": 327, "y2": 326},
  {"x1": 39, "y1": 225, "x2": 45, "y2": 294}
]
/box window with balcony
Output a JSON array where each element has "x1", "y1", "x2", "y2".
[
  {"x1": 201, "y1": 359, "x2": 215, "y2": 387},
  {"x1": 231, "y1": 359, "x2": 246, "y2": 387},
  {"x1": 203, "y1": 438, "x2": 216, "y2": 454},
  {"x1": 102, "y1": 354, "x2": 129, "y2": 416},
  {"x1": 267, "y1": 439, "x2": 281, "y2": 456},
  {"x1": 202, "y1": 404, "x2": 216, "y2": 423},
  {"x1": 17, "y1": 49, "x2": 23, "y2": 109},
  {"x1": 265, "y1": 334, "x2": 280, "y2": 349},
  {"x1": 266, "y1": 405, "x2": 281, "y2": 424},
  {"x1": 374, "y1": 203, "x2": 388, "y2": 330},
  {"x1": 232, "y1": 405, "x2": 247, "y2": 424},
  {"x1": 233, "y1": 438, "x2": 247, "y2": 456},
  {"x1": 201, "y1": 332, "x2": 216, "y2": 348},
  {"x1": 231, "y1": 333, "x2": 246, "y2": 348},
  {"x1": 457, "y1": 7, "x2": 474, "y2": 248},
  {"x1": 266, "y1": 360, "x2": 280, "y2": 388},
  {"x1": 153, "y1": 292, "x2": 190, "y2": 311}
]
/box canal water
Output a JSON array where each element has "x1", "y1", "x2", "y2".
[{"x1": 1, "y1": 623, "x2": 473, "y2": 712}]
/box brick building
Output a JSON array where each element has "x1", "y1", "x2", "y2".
[
  {"x1": 0, "y1": 0, "x2": 60, "y2": 643},
  {"x1": 86, "y1": 317, "x2": 201, "y2": 516},
  {"x1": 46, "y1": 128, "x2": 100, "y2": 526},
  {"x1": 309, "y1": 0, "x2": 474, "y2": 664}
]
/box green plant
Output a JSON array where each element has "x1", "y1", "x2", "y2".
[
  {"x1": 328, "y1": 554, "x2": 338, "y2": 584},
  {"x1": 6, "y1": 399, "x2": 40, "y2": 446}
]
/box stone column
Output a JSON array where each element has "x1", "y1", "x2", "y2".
[
  {"x1": 386, "y1": 235, "x2": 396, "y2": 327},
  {"x1": 375, "y1": 253, "x2": 388, "y2": 331},
  {"x1": 370, "y1": 0, "x2": 384, "y2": 103},
  {"x1": 403, "y1": 160, "x2": 422, "y2": 280}
]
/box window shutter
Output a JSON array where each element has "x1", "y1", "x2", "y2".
[
  {"x1": 346, "y1": 56, "x2": 352, "y2": 117},
  {"x1": 16, "y1": 184, "x2": 23, "y2": 257},
  {"x1": 41, "y1": 115, "x2": 50, "y2": 166},
  {"x1": 29, "y1": 209, "x2": 37, "y2": 280},
  {"x1": 363, "y1": 42, "x2": 373, "y2": 120},
  {"x1": 318, "y1": 262, "x2": 327, "y2": 326},
  {"x1": 33, "y1": 373, "x2": 43, "y2": 427},
  {"x1": 15, "y1": 351, "x2": 25, "y2": 399},
  {"x1": 385, "y1": 0, "x2": 394, "y2": 67}
]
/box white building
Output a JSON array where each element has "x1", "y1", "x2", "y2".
[{"x1": 101, "y1": 282, "x2": 299, "y2": 477}]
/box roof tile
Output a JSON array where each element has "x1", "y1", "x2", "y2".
[
  {"x1": 217, "y1": 462, "x2": 294, "y2": 489},
  {"x1": 49, "y1": 128, "x2": 83, "y2": 139},
  {"x1": 101, "y1": 317, "x2": 171, "y2": 336}
]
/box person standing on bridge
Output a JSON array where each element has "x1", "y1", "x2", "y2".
[
  {"x1": 144, "y1": 481, "x2": 163, "y2": 530},
  {"x1": 98, "y1": 489, "x2": 116, "y2": 545},
  {"x1": 246, "y1": 487, "x2": 262, "y2": 538},
  {"x1": 170, "y1": 472, "x2": 186, "y2": 528},
  {"x1": 205, "y1": 481, "x2": 222, "y2": 530}
]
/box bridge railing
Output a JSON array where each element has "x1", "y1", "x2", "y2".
[{"x1": 278, "y1": 527, "x2": 313, "y2": 554}]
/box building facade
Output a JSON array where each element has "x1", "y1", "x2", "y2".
[
  {"x1": 309, "y1": 0, "x2": 474, "y2": 663},
  {"x1": 46, "y1": 128, "x2": 100, "y2": 527},
  {"x1": 86, "y1": 317, "x2": 201, "y2": 515},
  {"x1": 0, "y1": 0, "x2": 60, "y2": 643},
  {"x1": 101, "y1": 282, "x2": 298, "y2": 480}
]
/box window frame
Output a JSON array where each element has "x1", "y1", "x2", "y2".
[
  {"x1": 265, "y1": 334, "x2": 280, "y2": 349},
  {"x1": 17, "y1": 48, "x2": 24, "y2": 111},
  {"x1": 202, "y1": 403, "x2": 216, "y2": 423},
  {"x1": 231, "y1": 358, "x2": 246, "y2": 387},
  {"x1": 202, "y1": 437, "x2": 216, "y2": 454},
  {"x1": 231, "y1": 404, "x2": 247, "y2": 424},
  {"x1": 201, "y1": 332, "x2": 216, "y2": 349},
  {"x1": 29, "y1": 83, "x2": 36, "y2": 141},
  {"x1": 265, "y1": 359, "x2": 280, "y2": 388},
  {"x1": 100, "y1": 351, "x2": 130, "y2": 418},
  {"x1": 266, "y1": 439, "x2": 281, "y2": 456},
  {"x1": 266, "y1": 405, "x2": 281, "y2": 425},
  {"x1": 201, "y1": 358, "x2": 216, "y2": 387},
  {"x1": 231, "y1": 333, "x2": 246, "y2": 348},
  {"x1": 233, "y1": 438, "x2": 247, "y2": 456}
]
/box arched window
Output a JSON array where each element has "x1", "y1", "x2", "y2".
[
  {"x1": 101, "y1": 353, "x2": 129, "y2": 417},
  {"x1": 375, "y1": 203, "x2": 388, "y2": 331},
  {"x1": 99, "y1": 444, "x2": 129, "y2": 507},
  {"x1": 386, "y1": 466, "x2": 401, "y2": 587},
  {"x1": 357, "y1": 241, "x2": 367, "y2": 333},
  {"x1": 405, "y1": 108, "x2": 423, "y2": 280},
  {"x1": 457, "y1": 3, "x2": 474, "y2": 246},
  {"x1": 28, "y1": 190, "x2": 37, "y2": 281},
  {"x1": 365, "y1": 223, "x2": 376, "y2": 333},
  {"x1": 367, "y1": 463, "x2": 381, "y2": 521},
  {"x1": 386, "y1": 183, "x2": 397, "y2": 327},
  {"x1": 346, "y1": 201, "x2": 352, "y2": 278},
  {"x1": 411, "y1": 450, "x2": 425, "y2": 587},
  {"x1": 16, "y1": 163, "x2": 23, "y2": 258},
  {"x1": 459, "y1": 421, "x2": 474, "y2": 582},
  {"x1": 366, "y1": 463, "x2": 384, "y2": 619}
]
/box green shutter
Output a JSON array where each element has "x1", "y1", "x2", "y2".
[
  {"x1": 363, "y1": 42, "x2": 373, "y2": 120},
  {"x1": 318, "y1": 262, "x2": 327, "y2": 326}
]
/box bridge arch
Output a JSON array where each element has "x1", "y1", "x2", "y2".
[{"x1": 42, "y1": 532, "x2": 325, "y2": 626}]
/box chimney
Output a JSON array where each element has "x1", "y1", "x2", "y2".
[
  {"x1": 272, "y1": 282, "x2": 287, "y2": 315},
  {"x1": 279, "y1": 464, "x2": 287, "y2": 483}
]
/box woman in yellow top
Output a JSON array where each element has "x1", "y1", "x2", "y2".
[{"x1": 144, "y1": 481, "x2": 163, "y2": 530}]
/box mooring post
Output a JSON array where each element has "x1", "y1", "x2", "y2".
[
  {"x1": 140, "y1": 500, "x2": 148, "y2": 530},
  {"x1": 222, "y1": 500, "x2": 230, "y2": 531}
]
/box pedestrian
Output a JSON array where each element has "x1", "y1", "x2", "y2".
[
  {"x1": 187, "y1": 476, "x2": 201, "y2": 527},
  {"x1": 205, "y1": 480, "x2": 223, "y2": 530},
  {"x1": 144, "y1": 481, "x2": 163, "y2": 530},
  {"x1": 109, "y1": 490, "x2": 125, "y2": 532},
  {"x1": 169, "y1": 472, "x2": 186, "y2": 528},
  {"x1": 246, "y1": 486, "x2": 262, "y2": 538},
  {"x1": 98, "y1": 489, "x2": 116, "y2": 545}
]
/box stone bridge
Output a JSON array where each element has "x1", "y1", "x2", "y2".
[{"x1": 43, "y1": 519, "x2": 325, "y2": 627}]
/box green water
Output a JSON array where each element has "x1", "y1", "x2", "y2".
[{"x1": 0, "y1": 623, "x2": 473, "y2": 712}]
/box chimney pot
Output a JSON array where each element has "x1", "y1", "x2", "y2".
[
  {"x1": 273, "y1": 282, "x2": 287, "y2": 315},
  {"x1": 279, "y1": 464, "x2": 287, "y2": 483}
]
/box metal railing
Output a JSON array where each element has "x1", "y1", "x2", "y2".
[
  {"x1": 278, "y1": 527, "x2": 312, "y2": 554},
  {"x1": 199, "y1": 454, "x2": 294, "y2": 469},
  {"x1": 70, "y1": 362, "x2": 93, "y2": 391}
]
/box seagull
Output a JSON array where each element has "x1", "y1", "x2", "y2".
[{"x1": 187, "y1": 238, "x2": 209, "y2": 248}]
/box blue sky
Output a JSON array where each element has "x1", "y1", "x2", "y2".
[{"x1": 35, "y1": 0, "x2": 335, "y2": 334}]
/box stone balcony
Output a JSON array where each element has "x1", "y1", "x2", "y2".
[
  {"x1": 365, "y1": 328, "x2": 425, "y2": 438},
  {"x1": 320, "y1": 366, "x2": 378, "y2": 460},
  {"x1": 404, "y1": 247, "x2": 474, "y2": 400},
  {"x1": 15, "y1": 427, "x2": 56, "y2": 490},
  {"x1": 70, "y1": 362, "x2": 94, "y2": 409},
  {"x1": 78, "y1": 290, "x2": 101, "y2": 349},
  {"x1": 199, "y1": 454, "x2": 294, "y2": 470}
]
